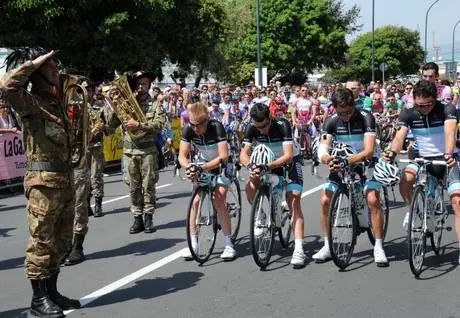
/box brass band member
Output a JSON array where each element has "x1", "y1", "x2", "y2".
[
  {"x1": 107, "y1": 71, "x2": 166, "y2": 233},
  {"x1": 0, "y1": 48, "x2": 80, "y2": 317},
  {"x1": 87, "y1": 81, "x2": 111, "y2": 217}
]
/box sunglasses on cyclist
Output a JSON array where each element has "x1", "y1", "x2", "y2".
[
  {"x1": 190, "y1": 119, "x2": 208, "y2": 128},
  {"x1": 336, "y1": 108, "x2": 353, "y2": 117},
  {"x1": 414, "y1": 101, "x2": 434, "y2": 108},
  {"x1": 253, "y1": 120, "x2": 270, "y2": 129}
]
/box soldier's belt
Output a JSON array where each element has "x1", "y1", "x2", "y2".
[
  {"x1": 123, "y1": 140, "x2": 155, "y2": 149},
  {"x1": 26, "y1": 162, "x2": 72, "y2": 172}
]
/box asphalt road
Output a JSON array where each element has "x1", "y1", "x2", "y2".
[{"x1": 1, "y1": 162, "x2": 460, "y2": 318}]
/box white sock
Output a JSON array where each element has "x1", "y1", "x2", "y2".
[
  {"x1": 294, "y1": 239, "x2": 303, "y2": 252},
  {"x1": 375, "y1": 239, "x2": 383, "y2": 249},
  {"x1": 323, "y1": 237, "x2": 329, "y2": 248},
  {"x1": 224, "y1": 234, "x2": 233, "y2": 248},
  {"x1": 191, "y1": 234, "x2": 198, "y2": 250}
]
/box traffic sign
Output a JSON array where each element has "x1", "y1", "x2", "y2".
[{"x1": 379, "y1": 62, "x2": 388, "y2": 72}]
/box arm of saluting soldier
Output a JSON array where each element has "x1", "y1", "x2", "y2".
[{"x1": 0, "y1": 61, "x2": 42, "y2": 117}]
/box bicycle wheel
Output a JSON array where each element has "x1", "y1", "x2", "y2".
[
  {"x1": 367, "y1": 186, "x2": 390, "y2": 245},
  {"x1": 278, "y1": 203, "x2": 292, "y2": 249},
  {"x1": 431, "y1": 186, "x2": 445, "y2": 255},
  {"x1": 328, "y1": 186, "x2": 357, "y2": 270},
  {"x1": 226, "y1": 179, "x2": 242, "y2": 241},
  {"x1": 186, "y1": 187, "x2": 217, "y2": 264},
  {"x1": 408, "y1": 185, "x2": 427, "y2": 277},
  {"x1": 250, "y1": 186, "x2": 275, "y2": 269}
]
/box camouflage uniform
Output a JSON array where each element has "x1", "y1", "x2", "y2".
[
  {"x1": 108, "y1": 93, "x2": 165, "y2": 232},
  {"x1": 0, "y1": 61, "x2": 75, "y2": 279},
  {"x1": 88, "y1": 103, "x2": 107, "y2": 198},
  {"x1": 73, "y1": 165, "x2": 90, "y2": 235}
]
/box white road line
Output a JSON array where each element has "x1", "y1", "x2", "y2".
[
  {"x1": 68, "y1": 182, "x2": 322, "y2": 314},
  {"x1": 92, "y1": 183, "x2": 172, "y2": 207},
  {"x1": 63, "y1": 248, "x2": 188, "y2": 315},
  {"x1": 301, "y1": 184, "x2": 323, "y2": 198}
]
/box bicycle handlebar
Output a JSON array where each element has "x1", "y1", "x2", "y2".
[{"x1": 399, "y1": 158, "x2": 447, "y2": 166}]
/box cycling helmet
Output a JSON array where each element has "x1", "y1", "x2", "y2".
[
  {"x1": 250, "y1": 144, "x2": 275, "y2": 165},
  {"x1": 374, "y1": 159, "x2": 400, "y2": 186},
  {"x1": 330, "y1": 143, "x2": 356, "y2": 158}
]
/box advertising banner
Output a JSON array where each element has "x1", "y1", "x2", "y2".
[{"x1": 0, "y1": 133, "x2": 26, "y2": 187}]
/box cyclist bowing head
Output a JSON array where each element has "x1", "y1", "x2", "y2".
[
  {"x1": 178, "y1": 102, "x2": 236, "y2": 261},
  {"x1": 316, "y1": 88, "x2": 389, "y2": 267},
  {"x1": 240, "y1": 103, "x2": 306, "y2": 268},
  {"x1": 383, "y1": 80, "x2": 460, "y2": 262}
]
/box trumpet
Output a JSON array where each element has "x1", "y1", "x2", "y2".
[{"x1": 61, "y1": 74, "x2": 89, "y2": 168}]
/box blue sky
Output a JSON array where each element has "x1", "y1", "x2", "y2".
[{"x1": 344, "y1": 0, "x2": 460, "y2": 59}]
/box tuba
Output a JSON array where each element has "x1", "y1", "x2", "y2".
[
  {"x1": 103, "y1": 75, "x2": 147, "y2": 140},
  {"x1": 61, "y1": 74, "x2": 89, "y2": 168}
]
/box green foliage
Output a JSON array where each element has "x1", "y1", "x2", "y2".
[
  {"x1": 325, "y1": 25, "x2": 424, "y2": 82},
  {"x1": 222, "y1": 0, "x2": 360, "y2": 85},
  {"x1": 0, "y1": 0, "x2": 225, "y2": 80}
]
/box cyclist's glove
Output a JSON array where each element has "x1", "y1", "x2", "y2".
[{"x1": 336, "y1": 157, "x2": 349, "y2": 169}]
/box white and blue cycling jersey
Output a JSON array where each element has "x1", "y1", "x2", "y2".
[
  {"x1": 397, "y1": 101, "x2": 457, "y2": 157},
  {"x1": 322, "y1": 108, "x2": 378, "y2": 155}
]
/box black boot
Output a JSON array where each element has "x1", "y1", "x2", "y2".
[
  {"x1": 93, "y1": 197, "x2": 103, "y2": 217},
  {"x1": 87, "y1": 195, "x2": 93, "y2": 217},
  {"x1": 30, "y1": 279, "x2": 64, "y2": 318},
  {"x1": 144, "y1": 214, "x2": 156, "y2": 233},
  {"x1": 65, "y1": 234, "x2": 85, "y2": 266},
  {"x1": 46, "y1": 273, "x2": 81, "y2": 310},
  {"x1": 129, "y1": 215, "x2": 145, "y2": 234}
]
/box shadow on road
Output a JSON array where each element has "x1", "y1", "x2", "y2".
[
  {"x1": 0, "y1": 256, "x2": 24, "y2": 271},
  {"x1": 84, "y1": 271, "x2": 204, "y2": 308},
  {"x1": 159, "y1": 192, "x2": 192, "y2": 200},
  {"x1": 86, "y1": 238, "x2": 185, "y2": 260},
  {"x1": 416, "y1": 241, "x2": 458, "y2": 280},
  {"x1": 0, "y1": 307, "x2": 29, "y2": 318},
  {"x1": 0, "y1": 204, "x2": 26, "y2": 213},
  {"x1": 155, "y1": 219, "x2": 185, "y2": 231},
  {"x1": 0, "y1": 227, "x2": 16, "y2": 237}
]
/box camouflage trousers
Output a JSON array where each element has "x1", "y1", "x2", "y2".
[
  {"x1": 73, "y1": 165, "x2": 90, "y2": 235},
  {"x1": 89, "y1": 146, "x2": 104, "y2": 198},
  {"x1": 123, "y1": 153, "x2": 159, "y2": 216},
  {"x1": 25, "y1": 184, "x2": 75, "y2": 280}
]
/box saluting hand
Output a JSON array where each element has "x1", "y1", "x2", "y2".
[{"x1": 32, "y1": 50, "x2": 55, "y2": 69}]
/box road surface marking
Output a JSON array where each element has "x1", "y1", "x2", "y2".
[{"x1": 67, "y1": 182, "x2": 322, "y2": 314}]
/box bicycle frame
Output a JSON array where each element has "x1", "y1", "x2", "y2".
[
  {"x1": 403, "y1": 158, "x2": 447, "y2": 234},
  {"x1": 335, "y1": 164, "x2": 367, "y2": 228}
]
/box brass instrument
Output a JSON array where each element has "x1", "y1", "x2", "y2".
[
  {"x1": 103, "y1": 75, "x2": 147, "y2": 140},
  {"x1": 61, "y1": 74, "x2": 89, "y2": 168}
]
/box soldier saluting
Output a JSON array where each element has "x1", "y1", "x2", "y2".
[{"x1": 0, "y1": 48, "x2": 80, "y2": 317}]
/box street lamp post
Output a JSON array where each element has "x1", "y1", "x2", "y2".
[
  {"x1": 256, "y1": 0, "x2": 262, "y2": 88},
  {"x1": 424, "y1": 0, "x2": 440, "y2": 62},
  {"x1": 452, "y1": 20, "x2": 460, "y2": 79},
  {"x1": 452, "y1": 20, "x2": 460, "y2": 62},
  {"x1": 371, "y1": 0, "x2": 375, "y2": 81}
]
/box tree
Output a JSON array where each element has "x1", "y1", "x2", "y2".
[
  {"x1": 325, "y1": 25, "x2": 424, "y2": 83},
  {"x1": 221, "y1": 0, "x2": 360, "y2": 85},
  {"x1": 0, "y1": 0, "x2": 227, "y2": 81}
]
